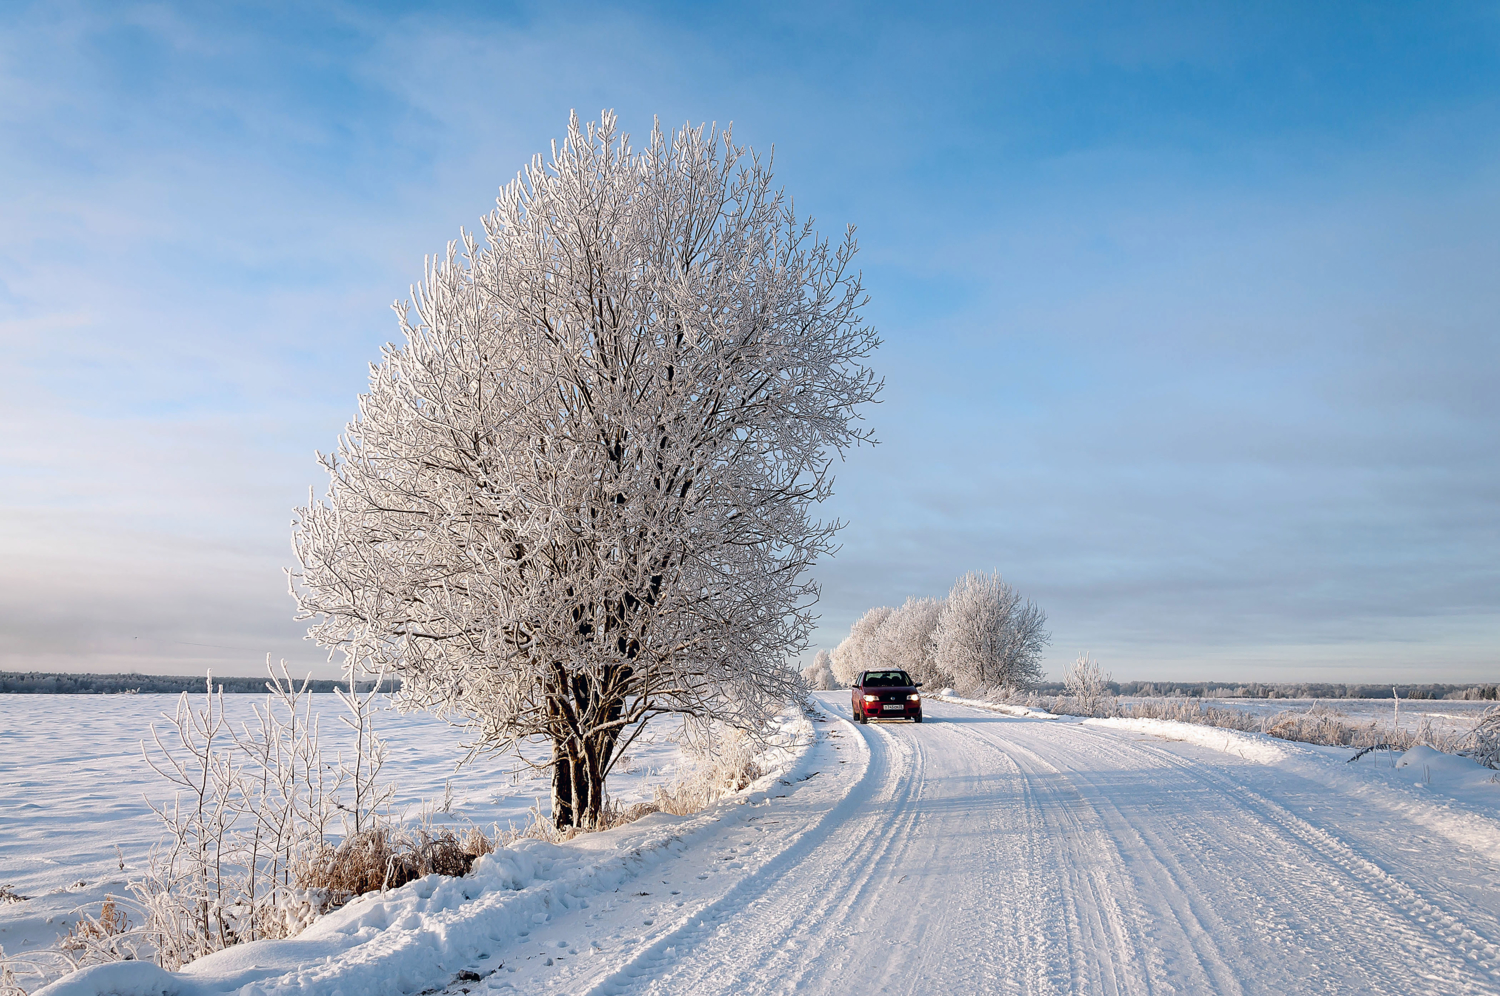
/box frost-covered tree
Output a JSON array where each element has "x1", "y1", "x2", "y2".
[
  {"x1": 291, "y1": 111, "x2": 880, "y2": 830},
  {"x1": 931, "y1": 572, "x2": 1048, "y2": 693},
  {"x1": 830, "y1": 605, "x2": 894, "y2": 687},
  {"x1": 801, "y1": 649, "x2": 836, "y2": 691},
  {"x1": 876, "y1": 596, "x2": 948, "y2": 686}
]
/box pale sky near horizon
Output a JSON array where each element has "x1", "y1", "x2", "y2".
[{"x1": 2, "y1": 1, "x2": 1497, "y2": 683}]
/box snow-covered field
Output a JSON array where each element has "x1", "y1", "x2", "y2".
[
  {"x1": 7, "y1": 691, "x2": 1500, "y2": 995},
  {"x1": 0, "y1": 693, "x2": 692, "y2": 974}
]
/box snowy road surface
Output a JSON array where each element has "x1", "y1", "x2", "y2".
[
  {"x1": 467, "y1": 692, "x2": 1500, "y2": 996},
  {"x1": 28, "y1": 693, "x2": 1500, "y2": 996}
]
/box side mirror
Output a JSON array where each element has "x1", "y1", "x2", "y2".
[{"x1": 915, "y1": 682, "x2": 924, "y2": 687}]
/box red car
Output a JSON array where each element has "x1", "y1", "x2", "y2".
[{"x1": 851, "y1": 669, "x2": 923, "y2": 724}]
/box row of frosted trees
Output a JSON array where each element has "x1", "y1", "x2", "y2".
[{"x1": 802, "y1": 571, "x2": 1050, "y2": 695}]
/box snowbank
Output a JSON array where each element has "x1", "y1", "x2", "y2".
[
  {"x1": 1395, "y1": 743, "x2": 1500, "y2": 793},
  {"x1": 28, "y1": 962, "x2": 181, "y2": 996},
  {"x1": 37, "y1": 833, "x2": 705, "y2": 996},
  {"x1": 32, "y1": 708, "x2": 816, "y2": 996},
  {"x1": 1083, "y1": 716, "x2": 1296, "y2": 765},
  {"x1": 930, "y1": 692, "x2": 1059, "y2": 719}
]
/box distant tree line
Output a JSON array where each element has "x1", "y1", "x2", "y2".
[
  {"x1": 1022, "y1": 680, "x2": 1498, "y2": 701},
  {"x1": 0, "y1": 671, "x2": 394, "y2": 694}
]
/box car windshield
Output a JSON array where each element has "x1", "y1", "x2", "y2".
[{"x1": 863, "y1": 671, "x2": 912, "y2": 687}]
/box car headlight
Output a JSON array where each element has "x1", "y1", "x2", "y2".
[
  {"x1": 907, "y1": 693, "x2": 921, "y2": 702},
  {"x1": 864, "y1": 694, "x2": 878, "y2": 702}
]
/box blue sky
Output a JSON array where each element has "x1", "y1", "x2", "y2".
[{"x1": 2, "y1": 1, "x2": 1497, "y2": 681}]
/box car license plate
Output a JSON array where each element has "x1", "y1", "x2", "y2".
[{"x1": 882, "y1": 704, "x2": 904, "y2": 711}]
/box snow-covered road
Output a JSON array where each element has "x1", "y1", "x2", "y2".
[{"x1": 477, "y1": 692, "x2": 1500, "y2": 996}]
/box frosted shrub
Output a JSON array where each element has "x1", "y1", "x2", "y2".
[
  {"x1": 1263, "y1": 704, "x2": 1363, "y2": 746},
  {"x1": 1078, "y1": 697, "x2": 1263, "y2": 731},
  {"x1": 1087, "y1": 697, "x2": 1471, "y2": 755},
  {"x1": 0, "y1": 896, "x2": 142, "y2": 994},
  {"x1": 1063, "y1": 653, "x2": 1113, "y2": 718},
  {"x1": 127, "y1": 662, "x2": 395, "y2": 970},
  {"x1": 1262, "y1": 703, "x2": 1462, "y2": 752},
  {"x1": 136, "y1": 669, "x2": 315, "y2": 964},
  {"x1": 1, "y1": 949, "x2": 29, "y2": 996}
]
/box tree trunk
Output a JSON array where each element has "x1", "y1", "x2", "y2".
[
  {"x1": 549, "y1": 730, "x2": 619, "y2": 830},
  {"x1": 549, "y1": 741, "x2": 579, "y2": 830},
  {"x1": 546, "y1": 672, "x2": 628, "y2": 830}
]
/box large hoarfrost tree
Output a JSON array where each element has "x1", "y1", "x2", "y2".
[
  {"x1": 291, "y1": 112, "x2": 880, "y2": 829},
  {"x1": 932, "y1": 572, "x2": 1049, "y2": 692}
]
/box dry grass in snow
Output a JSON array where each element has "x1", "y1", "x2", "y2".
[{"x1": 983, "y1": 688, "x2": 1500, "y2": 765}]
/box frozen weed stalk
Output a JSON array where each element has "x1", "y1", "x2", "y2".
[
  {"x1": 1, "y1": 946, "x2": 33, "y2": 996},
  {"x1": 1460, "y1": 706, "x2": 1500, "y2": 769}
]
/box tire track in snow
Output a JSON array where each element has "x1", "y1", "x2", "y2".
[
  {"x1": 1126, "y1": 735, "x2": 1500, "y2": 991},
  {"x1": 963, "y1": 713, "x2": 1500, "y2": 995},
  {"x1": 944, "y1": 718, "x2": 1188, "y2": 996},
  {"x1": 558, "y1": 702, "x2": 1053, "y2": 995},
  {"x1": 562, "y1": 705, "x2": 915, "y2": 995},
  {"x1": 615, "y1": 727, "x2": 926, "y2": 994}
]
